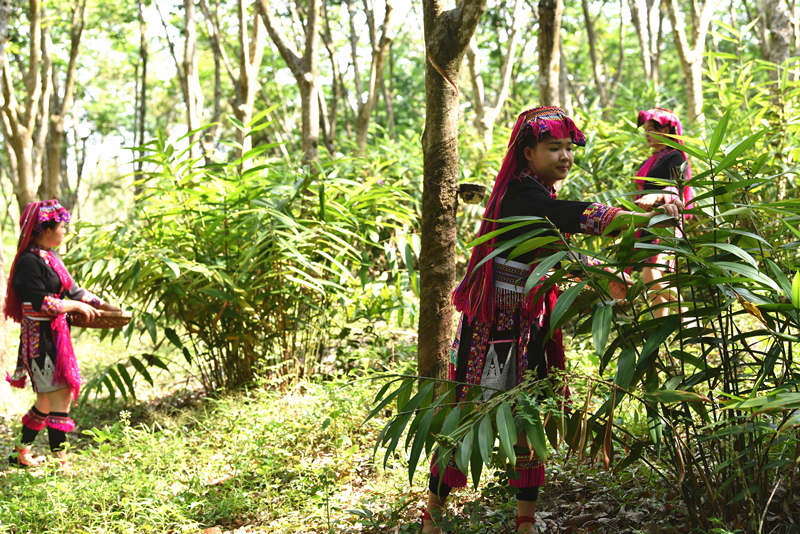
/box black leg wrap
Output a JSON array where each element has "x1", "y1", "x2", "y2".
[
  {"x1": 428, "y1": 474, "x2": 452, "y2": 499},
  {"x1": 21, "y1": 425, "x2": 39, "y2": 445},
  {"x1": 516, "y1": 486, "x2": 540, "y2": 502},
  {"x1": 47, "y1": 412, "x2": 69, "y2": 452}
]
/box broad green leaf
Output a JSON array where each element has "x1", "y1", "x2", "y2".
[
  {"x1": 715, "y1": 261, "x2": 780, "y2": 292},
  {"x1": 645, "y1": 389, "x2": 709, "y2": 404},
  {"x1": 507, "y1": 236, "x2": 561, "y2": 261},
  {"x1": 117, "y1": 364, "x2": 137, "y2": 400},
  {"x1": 698, "y1": 243, "x2": 758, "y2": 268},
  {"x1": 470, "y1": 428, "x2": 484, "y2": 487},
  {"x1": 478, "y1": 415, "x2": 494, "y2": 465},
  {"x1": 128, "y1": 356, "x2": 154, "y2": 386},
  {"x1": 615, "y1": 349, "x2": 636, "y2": 390},
  {"x1": 466, "y1": 221, "x2": 541, "y2": 248},
  {"x1": 523, "y1": 409, "x2": 549, "y2": 461},
  {"x1": 708, "y1": 108, "x2": 730, "y2": 158},
  {"x1": 496, "y1": 402, "x2": 517, "y2": 465},
  {"x1": 548, "y1": 282, "x2": 588, "y2": 337},
  {"x1": 715, "y1": 130, "x2": 766, "y2": 171},
  {"x1": 592, "y1": 303, "x2": 613, "y2": 356},
  {"x1": 455, "y1": 427, "x2": 474, "y2": 475},
  {"x1": 523, "y1": 251, "x2": 568, "y2": 294},
  {"x1": 792, "y1": 271, "x2": 800, "y2": 309},
  {"x1": 407, "y1": 407, "x2": 434, "y2": 484}
]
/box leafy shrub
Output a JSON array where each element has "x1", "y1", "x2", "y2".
[
  {"x1": 69, "y1": 124, "x2": 417, "y2": 393},
  {"x1": 370, "y1": 70, "x2": 800, "y2": 532}
]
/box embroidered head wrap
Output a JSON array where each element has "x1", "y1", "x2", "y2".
[
  {"x1": 4, "y1": 200, "x2": 71, "y2": 322},
  {"x1": 452, "y1": 106, "x2": 585, "y2": 325},
  {"x1": 635, "y1": 107, "x2": 694, "y2": 210}
]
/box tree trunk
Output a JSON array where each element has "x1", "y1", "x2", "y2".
[
  {"x1": 466, "y1": 0, "x2": 523, "y2": 148},
  {"x1": 136, "y1": 0, "x2": 148, "y2": 179},
  {"x1": 234, "y1": 0, "x2": 265, "y2": 162},
  {"x1": 0, "y1": 0, "x2": 47, "y2": 212},
  {"x1": 43, "y1": 0, "x2": 86, "y2": 206},
  {"x1": 629, "y1": 0, "x2": 662, "y2": 87},
  {"x1": 354, "y1": 0, "x2": 394, "y2": 155},
  {"x1": 763, "y1": 0, "x2": 792, "y2": 76},
  {"x1": 582, "y1": 0, "x2": 608, "y2": 107},
  {"x1": 665, "y1": 0, "x2": 718, "y2": 125},
  {"x1": 537, "y1": 0, "x2": 563, "y2": 106},
  {"x1": 418, "y1": 0, "x2": 485, "y2": 380},
  {"x1": 259, "y1": 0, "x2": 321, "y2": 163},
  {"x1": 183, "y1": 0, "x2": 203, "y2": 157},
  {"x1": 381, "y1": 42, "x2": 396, "y2": 138}
]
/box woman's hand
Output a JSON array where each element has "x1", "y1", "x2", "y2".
[
  {"x1": 99, "y1": 302, "x2": 122, "y2": 312},
  {"x1": 609, "y1": 272, "x2": 633, "y2": 301},
  {"x1": 648, "y1": 199, "x2": 684, "y2": 223},
  {"x1": 635, "y1": 193, "x2": 665, "y2": 210},
  {"x1": 65, "y1": 300, "x2": 99, "y2": 321}
]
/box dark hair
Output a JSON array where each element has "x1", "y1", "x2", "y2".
[
  {"x1": 516, "y1": 128, "x2": 542, "y2": 162},
  {"x1": 33, "y1": 220, "x2": 59, "y2": 235}
]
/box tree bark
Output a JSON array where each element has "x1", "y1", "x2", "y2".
[
  {"x1": 537, "y1": 0, "x2": 563, "y2": 106},
  {"x1": 582, "y1": 0, "x2": 609, "y2": 107},
  {"x1": 629, "y1": 0, "x2": 662, "y2": 87},
  {"x1": 183, "y1": 0, "x2": 203, "y2": 157},
  {"x1": 353, "y1": 0, "x2": 394, "y2": 155},
  {"x1": 762, "y1": 0, "x2": 793, "y2": 77},
  {"x1": 43, "y1": 0, "x2": 86, "y2": 206},
  {"x1": 258, "y1": 0, "x2": 321, "y2": 162},
  {"x1": 136, "y1": 0, "x2": 148, "y2": 180},
  {"x1": 236, "y1": 0, "x2": 266, "y2": 161},
  {"x1": 418, "y1": 0, "x2": 485, "y2": 380},
  {"x1": 466, "y1": 0, "x2": 524, "y2": 147},
  {"x1": 665, "y1": 0, "x2": 718, "y2": 125},
  {"x1": 381, "y1": 41, "x2": 396, "y2": 138},
  {"x1": 0, "y1": 0, "x2": 48, "y2": 212},
  {"x1": 320, "y1": 0, "x2": 340, "y2": 151}
]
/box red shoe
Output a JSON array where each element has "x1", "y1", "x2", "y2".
[
  {"x1": 420, "y1": 509, "x2": 441, "y2": 534},
  {"x1": 8, "y1": 445, "x2": 41, "y2": 467},
  {"x1": 516, "y1": 515, "x2": 536, "y2": 532}
]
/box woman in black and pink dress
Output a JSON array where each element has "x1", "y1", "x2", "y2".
[{"x1": 5, "y1": 199, "x2": 119, "y2": 468}]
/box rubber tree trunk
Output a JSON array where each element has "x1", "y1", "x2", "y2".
[
  {"x1": 537, "y1": 0, "x2": 563, "y2": 106},
  {"x1": 418, "y1": 0, "x2": 485, "y2": 380}
]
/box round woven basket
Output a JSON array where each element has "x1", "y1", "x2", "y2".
[{"x1": 69, "y1": 310, "x2": 132, "y2": 329}]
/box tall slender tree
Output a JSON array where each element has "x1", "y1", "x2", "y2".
[
  {"x1": 352, "y1": 0, "x2": 394, "y2": 155},
  {"x1": 259, "y1": 0, "x2": 321, "y2": 163},
  {"x1": 537, "y1": 0, "x2": 563, "y2": 106},
  {"x1": 466, "y1": 0, "x2": 525, "y2": 147},
  {"x1": 665, "y1": 0, "x2": 718, "y2": 125},
  {"x1": 41, "y1": 0, "x2": 86, "y2": 206},
  {"x1": 0, "y1": 0, "x2": 50, "y2": 211},
  {"x1": 629, "y1": 0, "x2": 663, "y2": 87},
  {"x1": 418, "y1": 0, "x2": 485, "y2": 380}
]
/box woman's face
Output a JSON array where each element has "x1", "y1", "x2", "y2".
[
  {"x1": 644, "y1": 120, "x2": 670, "y2": 150},
  {"x1": 523, "y1": 136, "x2": 574, "y2": 186},
  {"x1": 38, "y1": 222, "x2": 66, "y2": 249}
]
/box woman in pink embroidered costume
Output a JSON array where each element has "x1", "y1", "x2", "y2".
[
  {"x1": 421, "y1": 107, "x2": 682, "y2": 534},
  {"x1": 634, "y1": 107, "x2": 694, "y2": 318},
  {"x1": 5, "y1": 199, "x2": 120, "y2": 467}
]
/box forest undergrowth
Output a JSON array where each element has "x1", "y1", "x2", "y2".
[{"x1": 0, "y1": 331, "x2": 705, "y2": 534}]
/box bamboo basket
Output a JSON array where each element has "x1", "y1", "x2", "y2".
[{"x1": 69, "y1": 310, "x2": 132, "y2": 329}]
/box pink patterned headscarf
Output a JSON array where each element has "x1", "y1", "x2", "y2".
[
  {"x1": 4, "y1": 199, "x2": 71, "y2": 322},
  {"x1": 636, "y1": 108, "x2": 694, "y2": 209},
  {"x1": 452, "y1": 106, "x2": 585, "y2": 325}
]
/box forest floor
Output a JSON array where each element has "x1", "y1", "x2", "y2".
[
  {"x1": 0, "y1": 372, "x2": 701, "y2": 533},
  {"x1": 0, "y1": 328, "x2": 743, "y2": 534}
]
